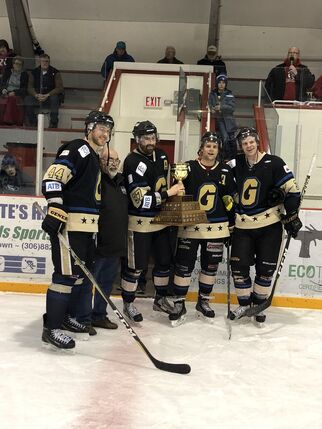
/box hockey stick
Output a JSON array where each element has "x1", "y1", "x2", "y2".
[
  {"x1": 34, "y1": 202, "x2": 191, "y2": 375},
  {"x1": 225, "y1": 242, "x2": 232, "y2": 340},
  {"x1": 238, "y1": 154, "x2": 316, "y2": 319}
]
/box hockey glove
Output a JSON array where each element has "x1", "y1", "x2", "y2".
[
  {"x1": 42, "y1": 203, "x2": 68, "y2": 237},
  {"x1": 280, "y1": 211, "x2": 302, "y2": 238},
  {"x1": 267, "y1": 187, "x2": 286, "y2": 207}
]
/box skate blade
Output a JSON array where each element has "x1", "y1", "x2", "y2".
[
  {"x1": 42, "y1": 342, "x2": 76, "y2": 354},
  {"x1": 61, "y1": 330, "x2": 90, "y2": 341},
  {"x1": 171, "y1": 315, "x2": 187, "y2": 327},
  {"x1": 196, "y1": 312, "x2": 215, "y2": 323},
  {"x1": 253, "y1": 319, "x2": 265, "y2": 328}
]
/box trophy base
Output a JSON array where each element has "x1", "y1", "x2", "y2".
[{"x1": 153, "y1": 194, "x2": 208, "y2": 226}]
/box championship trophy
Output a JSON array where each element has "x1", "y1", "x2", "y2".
[{"x1": 153, "y1": 162, "x2": 207, "y2": 226}]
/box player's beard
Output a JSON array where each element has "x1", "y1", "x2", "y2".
[
  {"x1": 107, "y1": 167, "x2": 118, "y2": 178},
  {"x1": 139, "y1": 143, "x2": 155, "y2": 155}
]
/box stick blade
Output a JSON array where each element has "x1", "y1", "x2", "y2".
[{"x1": 153, "y1": 358, "x2": 191, "y2": 375}]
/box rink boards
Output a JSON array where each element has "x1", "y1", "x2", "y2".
[{"x1": 0, "y1": 195, "x2": 322, "y2": 310}]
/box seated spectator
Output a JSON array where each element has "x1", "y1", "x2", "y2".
[
  {"x1": 0, "y1": 154, "x2": 23, "y2": 193},
  {"x1": 0, "y1": 56, "x2": 28, "y2": 125},
  {"x1": 197, "y1": 45, "x2": 227, "y2": 76},
  {"x1": 101, "y1": 41, "x2": 135, "y2": 80},
  {"x1": 157, "y1": 46, "x2": 183, "y2": 64},
  {"x1": 0, "y1": 39, "x2": 15, "y2": 79},
  {"x1": 312, "y1": 75, "x2": 322, "y2": 100},
  {"x1": 265, "y1": 47, "x2": 315, "y2": 102},
  {"x1": 24, "y1": 53, "x2": 64, "y2": 128},
  {"x1": 208, "y1": 74, "x2": 237, "y2": 160}
]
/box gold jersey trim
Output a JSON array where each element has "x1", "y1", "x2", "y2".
[
  {"x1": 178, "y1": 222, "x2": 229, "y2": 239},
  {"x1": 66, "y1": 213, "x2": 99, "y2": 232},
  {"x1": 236, "y1": 205, "x2": 282, "y2": 229},
  {"x1": 128, "y1": 215, "x2": 167, "y2": 232}
]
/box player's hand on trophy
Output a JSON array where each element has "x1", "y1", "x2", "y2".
[{"x1": 167, "y1": 182, "x2": 185, "y2": 197}]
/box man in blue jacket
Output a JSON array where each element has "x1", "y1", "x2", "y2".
[{"x1": 100, "y1": 41, "x2": 135, "y2": 80}]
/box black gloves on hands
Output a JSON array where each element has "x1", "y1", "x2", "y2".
[
  {"x1": 42, "y1": 203, "x2": 68, "y2": 237},
  {"x1": 281, "y1": 211, "x2": 302, "y2": 238},
  {"x1": 267, "y1": 187, "x2": 286, "y2": 207}
]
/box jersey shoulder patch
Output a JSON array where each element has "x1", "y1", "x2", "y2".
[
  {"x1": 136, "y1": 161, "x2": 147, "y2": 176},
  {"x1": 78, "y1": 144, "x2": 90, "y2": 158}
]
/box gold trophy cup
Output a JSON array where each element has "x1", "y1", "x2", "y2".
[{"x1": 153, "y1": 162, "x2": 207, "y2": 226}]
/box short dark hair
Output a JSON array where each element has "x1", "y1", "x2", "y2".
[
  {"x1": 0, "y1": 39, "x2": 9, "y2": 51},
  {"x1": 39, "y1": 53, "x2": 50, "y2": 60}
]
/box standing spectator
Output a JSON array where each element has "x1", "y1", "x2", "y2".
[
  {"x1": 101, "y1": 41, "x2": 135, "y2": 80},
  {"x1": 229, "y1": 127, "x2": 302, "y2": 323},
  {"x1": 197, "y1": 45, "x2": 227, "y2": 76},
  {"x1": 0, "y1": 56, "x2": 28, "y2": 126},
  {"x1": 208, "y1": 74, "x2": 237, "y2": 160},
  {"x1": 168, "y1": 132, "x2": 236, "y2": 325},
  {"x1": 121, "y1": 120, "x2": 184, "y2": 322},
  {"x1": 41, "y1": 111, "x2": 114, "y2": 350},
  {"x1": 90, "y1": 147, "x2": 127, "y2": 330},
  {"x1": 24, "y1": 53, "x2": 64, "y2": 128},
  {"x1": 0, "y1": 39, "x2": 15, "y2": 79},
  {"x1": 265, "y1": 47, "x2": 315, "y2": 101},
  {"x1": 157, "y1": 46, "x2": 183, "y2": 64}
]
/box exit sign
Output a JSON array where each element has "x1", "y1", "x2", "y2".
[{"x1": 144, "y1": 96, "x2": 163, "y2": 109}]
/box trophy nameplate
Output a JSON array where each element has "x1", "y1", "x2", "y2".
[{"x1": 153, "y1": 162, "x2": 208, "y2": 226}]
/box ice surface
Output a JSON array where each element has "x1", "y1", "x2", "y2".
[{"x1": 1, "y1": 292, "x2": 322, "y2": 429}]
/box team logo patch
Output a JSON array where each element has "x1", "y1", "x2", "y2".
[
  {"x1": 142, "y1": 195, "x2": 152, "y2": 209},
  {"x1": 136, "y1": 162, "x2": 147, "y2": 176},
  {"x1": 45, "y1": 181, "x2": 62, "y2": 192},
  {"x1": 128, "y1": 174, "x2": 133, "y2": 184},
  {"x1": 164, "y1": 159, "x2": 168, "y2": 170},
  {"x1": 284, "y1": 164, "x2": 291, "y2": 173},
  {"x1": 78, "y1": 144, "x2": 90, "y2": 158},
  {"x1": 60, "y1": 150, "x2": 70, "y2": 156}
]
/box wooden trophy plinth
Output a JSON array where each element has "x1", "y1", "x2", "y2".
[{"x1": 153, "y1": 194, "x2": 208, "y2": 226}]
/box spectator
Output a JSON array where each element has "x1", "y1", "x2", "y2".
[
  {"x1": 0, "y1": 154, "x2": 23, "y2": 193},
  {"x1": 24, "y1": 53, "x2": 64, "y2": 128},
  {"x1": 197, "y1": 45, "x2": 227, "y2": 76},
  {"x1": 0, "y1": 39, "x2": 15, "y2": 79},
  {"x1": 0, "y1": 56, "x2": 28, "y2": 126},
  {"x1": 312, "y1": 75, "x2": 322, "y2": 100},
  {"x1": 101, "y1": 41, "x2": 135, "y2": 80},
  {"x1": 157, "y1": 46, "x2": 183, "y2": 64},
  {"x1": 208, "y1": 74, "x2": 237, "y2": 160},
  {"x1": 265, "y1": 47, "x2": 315, "y2": 102},
  {"x1": 90, "y1": 147, "x2": 128, "y2": 329}
]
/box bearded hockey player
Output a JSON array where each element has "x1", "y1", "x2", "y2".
[{"x1": 41, "y1": 110, "x2": 114, "y2": 349}]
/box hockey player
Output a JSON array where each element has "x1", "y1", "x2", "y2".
[
  {"x1": 168, "y1": 132, "x2": 237, "y2": 326},
  {"x1": 229, "y1": 127, "x2": 302, "y2": 323},
  {"x1": 41, "y1": 110, "x2": 114, "y2": 349},
  {"x1": 121, "y1": 120, "x2": 184, "y2": 322}
]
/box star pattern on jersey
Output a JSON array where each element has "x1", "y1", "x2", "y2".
[
  {"x1": 277, "y1": 208, "x2": 281, "y2": 213},
  {"x1": 241, "y1": 217, "x2": 246, "y2": 222},
  {"x1": 265, "y1": 213, "x2": 270, "y2": 218},
  {"x1": 218, "y1": 225, "x2": 223, "y2": 231},
  {"x1": 207, "y1": 226, "x2": 212, "y2": 231},
  {"x1": 194, "y1": 226, "x2": 200, "y2": 231},
  {"x1": 81, "y1": 217, "x2": 87, "y2": 224},
  {"x1": 91, "y1": 218, "x2": 96, "y2": 224},
  {"x1": 137, "y1": 219, "x2": 143, "y2": 225},
  {"x1": 253, "y1": 217, "x2": 258, "y2": 221}
]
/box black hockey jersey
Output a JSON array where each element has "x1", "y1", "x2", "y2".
[
  {"x1": 232, "y1": 153, "x2": 300, "y2": 229},
  {"x1": 179, "y1": 160, "x2": 236, "y2": 239},
  {"x1": 42, "y1": 139, "x2": 101, "y2": 232},
  {"x1": 123, "y1": 148, "x2": 169, "y2": 232}
]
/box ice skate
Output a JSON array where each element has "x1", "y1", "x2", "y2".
[
  {"x1": 153, "y1": 295, "x2": 174, "y2": 315},
  {"x1": 254, "y1": 311, "x2": 266, "y2": 326},
  {"x1": 61, "y1": 315, "x2": 90, "y2": 340},
  {"x1": 169, "y1": 299, "x2": 187, "y2": 327},
  {"x1": 123, "y1": 302, "x2": 143, "y2": 322},
  {"x1": 229, "y1": 305, "x2": 249, "y2": 320},
  {"x1": 195, "y1": 294, "x2": 215, "y2": 321},
  {"x1": 42, "y1": 327, "x2": 75, "y2": 352}
]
